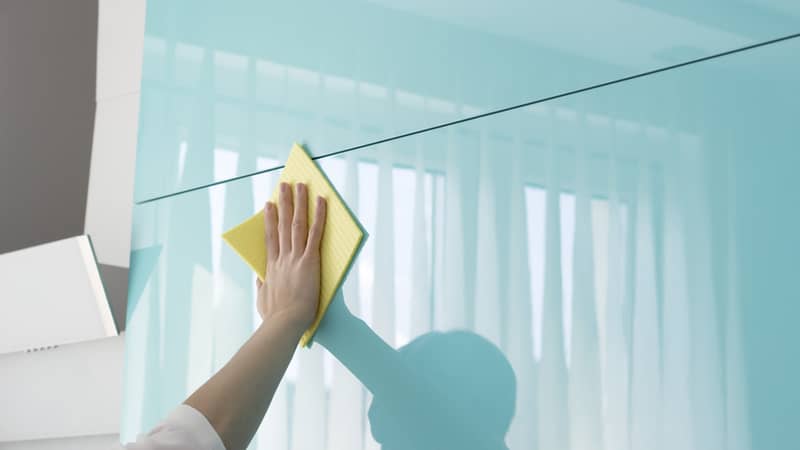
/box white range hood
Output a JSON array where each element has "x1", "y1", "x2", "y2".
[{"x1": 0, "y1": 235, "x2": 118, "y2": 355}]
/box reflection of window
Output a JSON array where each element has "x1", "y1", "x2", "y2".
[
  {"x1": 525, "y1": 186, "x2": 546, "y2": 360},
  {"x1": 525, "y1": 186, "x2": 628, "y2": 365},
  {"x1": 177, "y1": 141, "x2": 188, "y2": 182},
  {"x1": 209, "y1": 149, "x2": 239, "y2": 285},
  {"x1": 241, "y1": 156, "x2": 630, "y2": 370},
  {"x1": 391, "y1": 165, "x2": 439, "y2": 346},
  {"x1": 249, "y1": 157, "x2": 281, "y2": 333},
  {"x1": 354, "y1": 160, "x2": 444, "y2": 347}
]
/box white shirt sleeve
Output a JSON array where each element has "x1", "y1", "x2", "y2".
[{"x1": 116, "y1": 404, "x2": 226, "y2": 450}]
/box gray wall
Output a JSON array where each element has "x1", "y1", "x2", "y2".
[
  {"x1": 0, "y1": 0, "x2": 98, "y2": 255},
  {"x1": 0, "y1": 3, "x2": 134, "y2": 444}
]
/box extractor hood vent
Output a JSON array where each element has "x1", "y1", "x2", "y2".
[{"x1": 0, "y1": 235, "x2": 118, "y2": 355}]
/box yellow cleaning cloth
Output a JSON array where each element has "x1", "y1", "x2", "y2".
[{"x1": 222, "y1": 143, "x2": 364, "y2": 347}]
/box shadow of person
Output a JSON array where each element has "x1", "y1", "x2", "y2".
[{"x1": 315, "y1": 291, "x2": 517, "y2": 450}]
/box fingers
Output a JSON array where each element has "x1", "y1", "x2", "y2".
[
  {"x1": 278, "y1": 182, "x2": 293, "y2": 254},
  {"x1": 256, "y1": 278, "x2": 263, "y2": 289},
  {"x1": 264, "y1": 201, "x2": 279, "y2": 263},
  {"x1": 306, "y1": 196, "x2": 327, "y2": 255},
  {"x1": 291, "y1": 183, "x2": 309, "y2": 254}
]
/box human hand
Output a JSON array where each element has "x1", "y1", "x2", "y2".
[{"x1": 256, "y1": 182, "x2": 327, "y2": 334}]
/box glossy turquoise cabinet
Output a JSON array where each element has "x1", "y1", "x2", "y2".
[
  {"x1": 133, "y1": 0, "x2": 800, "y2": 201},
  {"x1": 124, "y1": 2, "x2": 800, "y2": 449}
]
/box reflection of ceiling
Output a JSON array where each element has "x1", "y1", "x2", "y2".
[
  {"x1": 625, "y1": 0, "x2": 800, "y2": 38},
  {"x1": 365, "y1": 0, "x2": 753, "y2": 69},
  {"x1": 756, "y1": 0, "x2": 800, "y2": 16}
]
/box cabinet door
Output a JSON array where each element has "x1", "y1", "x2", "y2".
[
  {"x1": 123, "y1": 34, "x2": 800, "y2": 450},
  {"x1": 132, "y1": 0, "x2": 800, "y2": 201}
]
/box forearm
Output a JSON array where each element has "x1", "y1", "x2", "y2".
[
  {"x1": 180, "y1": 183, "x2": 325, "y2": 450},
  {"x1": 185, "y1": 315, "x2": 303, "y2": 450}
]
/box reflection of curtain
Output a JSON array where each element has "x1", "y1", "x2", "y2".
[
  {"x1": 684, "y1": 137, "x2": 725, "y2": 450},
  {"x1": 326, "y1": 152, "x2": 366, "y2": 450},
  {"x1": 568, "y1": 146, "x2": 603, "y2": 450},
  {"x1": 372, "y1": 150, "x2": 396, "y2": 345},
  {"x1": 630, "y1": 150, "x2": 662, "y2": 450},
  {"x1": 258, "y1": 374, "x2": 289, "y2": 449},
  {"x1": 603, "y1": 146, "x2": 630, "y2": 450},
  {"x1": 662, "y1": 133, "x2": 693, "y2": 450},
  {"x1": 158, "y1": 98, "x2": 214, "y2": 419},
  {"x1": 475, "y1": 136, "x2": 502, "y2": 348},
  {"x1": 291, "y1": 346, "x2": 327, "y2": 450},
  {"x1": 436, "y1": 130, "x2": 467, "y2": 330},
  {"x1": 538, "y1": 139, "x2": 570, "y2": 450},
  {"x1": 505, "y1": 139, "x2": 538, "y2": 450},
  {"x1": 247, "y1": 161, "x2": 290, "y2": 450},
  {"x1": 724, "y1": 151, "x2": 750, "y2": 450},
  {"x1": 411, "y1": 143, "x2": 432, "y2": 338},
  {"x1": 364, "y1": 149, "x2": 397, "y2": 450},
  {"x1": 216, "y1": 155, "x2": 255, "y2": 369},
  {"x1": 130, "y1": 106, "x2": 741, "y2": 450}
]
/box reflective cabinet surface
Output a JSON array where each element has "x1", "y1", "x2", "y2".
[
  {"x1": 124, "y1": 22, "x2": 800, "y2": 450},
  {"x1": 132, "y1": 0, "x2": 800, "y2": 201}
]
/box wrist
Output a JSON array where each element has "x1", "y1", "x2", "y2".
[{"x1": 259, "y1": 312, "x2": 308, "y2": 341}]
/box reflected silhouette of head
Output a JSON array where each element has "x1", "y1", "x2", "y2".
[{"x1": 368, "y1": 331, "x2": 516, "y2": 450}]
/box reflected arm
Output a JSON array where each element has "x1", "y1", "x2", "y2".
[
  {"x1": 313, "y1": 291, "x2": 406, "y2": 399},
  {"x1": 314, "y1": 292, "x2": 507, "y2": 449}
]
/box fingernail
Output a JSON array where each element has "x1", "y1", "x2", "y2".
[
  {"x1": 281, "y1": 182, "x2": 288, "y2": 192},
  {"x1": 297, "y1": 182, "x2": 305, "y2": 192}
]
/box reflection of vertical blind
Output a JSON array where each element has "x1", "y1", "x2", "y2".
[
  {"x1": 151, "y1": 106, "x2": 747, "y2": 450},
  {"x1": 475, "y1": 136, "x2": 502, "y2": 348},
  {"x1": 437, "y1": 130, "x2": 467, "y2": 330}
]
